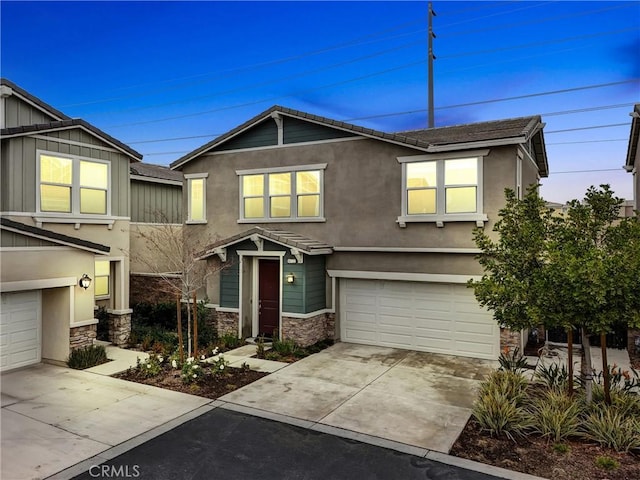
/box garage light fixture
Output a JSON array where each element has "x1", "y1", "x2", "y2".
[
  {"x1": 79, "y1": 274, "x2": 92, "y2": 289},
  {"x1": 286, "y1": 273, "x2": 295, "y2": 284}
]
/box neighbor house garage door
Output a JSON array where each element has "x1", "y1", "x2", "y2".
[
  {"x1": 340, "y1": 279, "x2": 499, "y2": 360},
  {"x1": 0, "y1": 290, "x2": 41, "y2": 371}
]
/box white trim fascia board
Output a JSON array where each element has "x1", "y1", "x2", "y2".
[
  {"x1": 0, "y1": 246, "x2": 74, "y2": 252},
  {"x1": 216, "y1": 306, "x2": 239, "y2": 313},
  {"x1": 7, "y1": 125, "x2": 139, "y2": 159},
  {"x1": 70, "y1": 318, "x2": 99, "y2": 328},
  {"x1": 326, "y1": 270, "x2": 480, "y2": 283},
  {"x1": 130, "y1": 222, "x2": 183, "y2": 227},
  {"x1": 30, "y1": 134, "x2": 120, "y2": 154},
  {"x1": 130, "y1": 175, "x2": 182, "y2": 186},
  {"x1": 237, "y1": 217, "x2": 326, "y2": 224},
  {"x1": 425, "y1": 137, "x2": 526, "y2": 153},
  {"x1": 236, "y1": 163, "x2": 328, "y2": 176},
  {"x1": 205, "y1": 136, "x2": 367, "y2": 156},
  {"x1": 332, "y1": 246, "x2": 482, "y2": 254},
  {"x1": 184, "y1": 172, "x2": 209, "y2": 179},
  {"x1": 282, "y1": 308, "x2": 334, "y2": 319},
  {"x1": 518, "y1": 145, "x2": 540, "y2": 172},
  {"x1": 0, "y1": 225, "x2": 110, "y2": 254},
  {"x1": 397, "y1": 149, "x2": 490, "y2": 163},
  {"x1": 237, "y1": 250, "x2": 286, "y2": 257},
  {"x1": 1, "y1": 277, "x2": 76, "y2": 292}
]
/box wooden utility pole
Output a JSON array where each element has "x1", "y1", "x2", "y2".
[{"x1": 428, "y1": 2, "x2": 436, "y2": 128}]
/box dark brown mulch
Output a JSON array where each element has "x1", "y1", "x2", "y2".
[
  {"x1": 114, "y1": 365, "x2": 269, "y2": 399},
  {"x1": 451, "y1": 419, "x2": 640, "y2": 480}
]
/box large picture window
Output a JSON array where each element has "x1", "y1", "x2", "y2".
[
  {"x1": 237, "y1": 164, "x2": 325, "y2": 222},
  {"x1": 39, "y1": 153, "x2": 109, "y2": 215},
  {"x1": 397, "y1": 152, "x2": 487, "y2": 227}
]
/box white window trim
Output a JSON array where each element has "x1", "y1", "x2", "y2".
[
  {"x1": 397, "y1": 150, "x2": 489, "y2": 228},
  {"x1": 185, "y1": 173, "x2": 208, "y2": 224},
  {"x1": 36, "y1": 150, "x2": 111, "y2": 218},
  {"x1": 236, "y1": 164, "x2": 327, "y2": 223}
]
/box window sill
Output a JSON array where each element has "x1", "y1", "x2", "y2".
[
  {"x1": 396, "y1": 213, "x2": 488, "y2": 228},
  {"x1": 95, "y1": 295, "x2": 110, "y2": 301},
  {"x1": 186, "y1": 220, "x2": 207, "y2": 225},
  {"x1": 33, "y1": 214, "x2": 116, "y2": 230},
  {"x1": 238, "y1": 217, "x2": 326, "y2": 224}
]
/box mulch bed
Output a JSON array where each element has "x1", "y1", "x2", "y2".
[
  {"x1": 451, "y1": 419, "x2": 640, "y2": 480},
  {"x1": 114, "y1": 365, "x2": 269, "y2": 399}
]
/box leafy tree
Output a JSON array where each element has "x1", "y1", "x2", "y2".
[{"x1": 471, "y1": 185, "x2": 640, "y2": 403}]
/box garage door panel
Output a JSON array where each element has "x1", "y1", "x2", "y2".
[
  {"x1": 0, "y1": 291, "x2": 41, "y2": 372},
  {"x1": 341, "y1": 279, "x2": 498, "y2": 360}
]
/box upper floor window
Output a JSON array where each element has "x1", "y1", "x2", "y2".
[
  {"x1": 185, "y1": 173, "x2": 208, "y2": 223},
  {"x1": 236, "y1": 164, "x2": 326, "y2": 223},
  {"x1": 397, "y1": 151, "x2": 488, "y2": 227},
  {"x1": 38, "y1": 152, "x2": 109, "y2": 215}
]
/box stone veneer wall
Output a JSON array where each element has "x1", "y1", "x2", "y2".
[
  {"x1": 69, "y1": 324, "x2": 97, "y2": 350},
  {"x1": 108, "y1": 311, "x2": 132, "y2": 346},
  {"x1": 282, "y1": 312, "x2": 335, "y2": 347},
  {"x1": 499, "y1": 327, "x2": 522, "y2": 353},
  {"x1": 216, "y1": 311, "x2": 239, "y2": 336}
]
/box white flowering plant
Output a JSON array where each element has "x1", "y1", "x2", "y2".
[
  {"x1": 181, "y1": 356, "x2": 201, "y2": 384},
  {"x1": 136, "y1": 353, "x2": 164, "y2": 378},
  {"x1": 180, "y1": 350, "x2": 229, "y2": 384}
]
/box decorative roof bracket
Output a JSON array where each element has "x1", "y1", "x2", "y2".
[
  {"x1": 214, "y1": 247, "x2": 227, "y2": 262},
  {"x1": 250, "y1": 234, "x2": 263, "y2": 251},
  {"x1": 290, "y1": 248, "x2": 304, "y2": 264}
]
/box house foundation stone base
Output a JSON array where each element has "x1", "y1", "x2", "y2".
[
  {"x1": 500, "y1": 327, "x2": 523, "y2": 353},
  {"x1": 282, "y1": 312, "x2": 335, "y2": 347},
  {"x1": 69, "y1": 324, "x2": 97, "y2": 350},
  {"x1": 107, "y1": 310, "x2": 132, "y2": 346},
  {"x1": 216, "y1": 311, "x2": 239, "y2": 336}
]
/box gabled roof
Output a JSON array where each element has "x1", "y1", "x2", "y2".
[
  {"x1": 0, "y1": 217, "x2": 110, "y2": 254},
  {"x1": 200, "y1": 227, "x2": 333, "y2": 260},
  {"x1": 170, "y1": 105, "x2": 548, "y2": 176},
  {"x1": 1, "y1": 78, "x2": 70, "y2": 121},
  {"x1": 130, "y1": 162, "x2": 183, "y2": 184},
  {"x1": 625, "y1": 103, "x2": 640, "y2": 170},
  {"x1": 1, "y1": 119, "x2": 143, "y2": 161}
]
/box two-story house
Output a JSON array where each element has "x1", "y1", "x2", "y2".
[
  {"x1": 1, "y1": 79, "x2": 141, "y2": 371},
  {"x1": 171, "y1": 105, "x2": 548, "y2": 360},
  {"x1": 625, "y1": 103, "x2": 639, "y2": 210}
]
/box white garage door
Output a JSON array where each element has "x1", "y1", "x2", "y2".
[
  {"x1": 340, "y1": 279, "x2": 499, "y2": 360},
  {"x1": 0, "y1": 290, "x2": 42, "y2": 371}
]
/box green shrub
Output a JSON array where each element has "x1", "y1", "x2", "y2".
[
  {"x1": 67, "y1": 345, "x2": 108, "y2": 369},
  {"x1": 534, "y1": 362, "x2": 570, "y2": 390},
  {"x1": 582, "y1": 406, "x2": 640, "y2": 452},
  {"x1": 215, "y1": 333, "x2": 243, "y2": 351},
  {"x1": 136, "y1": 353, "x2": 165, "y2": 378},
  {"x1": 130, "y1": 324, "x2": 178, "y2": 351},
  {"x1": 498, "y1": 347, "x2": 529, "y2": 374},
  {"x1": 552, "y1": 443, "x2": 570, "y2": 454},
  {"x1": 529, "y1": 389, "x2": 584, "y2": 442},
  {"x1": 472, "y1": 391, "x2": 532, "y2": 440},
  {"x1": 480, "y1": 370, "x2": 529, "y2": 405},
  {"x1": 595, "y1": 455, "x2": 619, "y2": 471},
  {"x1": 272, "y1": 337, "x2": 302, "y2": 357}
]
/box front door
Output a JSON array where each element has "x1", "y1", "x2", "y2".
[{"x1": 258, "y1": 259, "x2": 279, "y2": 338}]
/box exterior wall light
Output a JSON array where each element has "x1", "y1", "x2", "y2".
[
  {"x1": 286, "y1": 273, "x2": 295, "y2": 284},
  {"x1": 79, "y1": 274, "x2": 92, "y2": 289}
]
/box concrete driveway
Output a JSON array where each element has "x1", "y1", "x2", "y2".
[
  {"x1": 219, "y1": 343, "x2": 497, "y2": 453},
  {"x1": 1, "y1": 364, "x2": 210, "y2": 480}
]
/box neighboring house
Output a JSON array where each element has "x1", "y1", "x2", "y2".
[
  {"x1": 170, "y1": 105, "x2": 548, "y2": 360},
  {"x1": 129, "y1": 162, "x2": 183, "y2": 304},
  {"x1": 0, "y1": 78, "x2": 141, "y2": 371},
  {"x1": 625, "y1": 103, "x2": 640, "y2": 210}
]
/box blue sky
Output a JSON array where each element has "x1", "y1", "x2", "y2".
[{"x1": 2, "y1": 1, "x2": 639, "y2": 203}]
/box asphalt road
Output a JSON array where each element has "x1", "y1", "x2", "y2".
[{"x1": 72, "y1": 408, "x2": 501, "y2": 480}]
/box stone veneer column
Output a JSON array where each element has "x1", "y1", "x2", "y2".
[
  {"x1": 107, "y1": 309, "x2": 133, "y2": 346},
  {"x1": 499, "y1": 327, "x2": 522, "y2": 353},
  {"x1": 282, "y1": 312, "x2": 334, "y2": 347},
  {"x1": 216, "y1": 311, "x2": 239, "y2": 336},
  {"x1": 69, "y1": 324, "x2": 97, "y2": 350}
]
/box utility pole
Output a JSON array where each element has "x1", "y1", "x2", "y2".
[{"x1": 428, "y1": 2, "x2": 436, "y2": 128}]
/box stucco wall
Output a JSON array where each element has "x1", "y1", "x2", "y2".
[
  {"x1": 129, "y1": 223, "x2": 182, "y2": 275},
  {"x1": 42, "y1": 287, "x2": 72, "y2": 362}
]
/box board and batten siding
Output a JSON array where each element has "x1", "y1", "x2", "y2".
[
  {"x1": 283, "y1": 117, "x2": 356, "y2": 144},
  {"x1": 1, "y1": 132, "x2": 131, "y2": 216},
  {"x1": 3, "y1": 95, "x2": 58, "y2": 129},
  {"x1": 303, "y1": 255, "x2": 326, "y2": 313},
  {"x1": 215, "y1": 119, "x2": 278, "y2": 152},
  {"x1": 131, "y1": 180, "x2": 182, "y2": 224}
]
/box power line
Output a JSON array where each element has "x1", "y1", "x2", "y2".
[
  {"x1": 546, "y1": 139, "x2": 627, "y2": 145},
  {"x1": 546, "y1": 123, "x2": 630, "y2": 134},
  {"x1": 551, "y1": 168, "x2": 624, "y2": 174}
]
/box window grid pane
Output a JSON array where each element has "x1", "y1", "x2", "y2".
[
  {"x1": 80, "y1": 188, "x2": 107, "y2": 214},
  {"x1": 244, "y1": 197, "x2": 264, "y2": 218},
  {"x1": 407, "y1": 188, "x2": 437, "y2": 215},
  {"x1": 40, "y1": 185, "x2": 72, "y2": 212},
  {"x1": 445, "y1": 158, "x2": 477, "y2": 186},
  {"x1": 445, "y1": 186, "x2": 477, "y2": 213},
  {"x1": 80, "y1": 161, "x2": 108, "y2": 189},
  {"x1": 190, "y1": 178, "x2": 205, "y2": 221},
  {"x1": 296, "y1": 171, "x2": 320, "y2": 194},
  {"x1": 268, "y1": 173, "x2": 291, "y2": 195},
  {"x1": 407, "y1": 162, "x2": 437, "y2": 188},
  {"x1": 243, "y1": 174, "x2": 264, "y2": 196},
  {"x1": 95, "y1": 276, "x2": 109, "y2": 296},
  {"x1": 40, "y1": 155, "x2": 72, "y2": 184},
  {"x1": 270, "y1": 196, "x2": 291, "y2": 217},
  {"x1": 297, "y1": 194, "x2": 320, "y2": 217}
]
